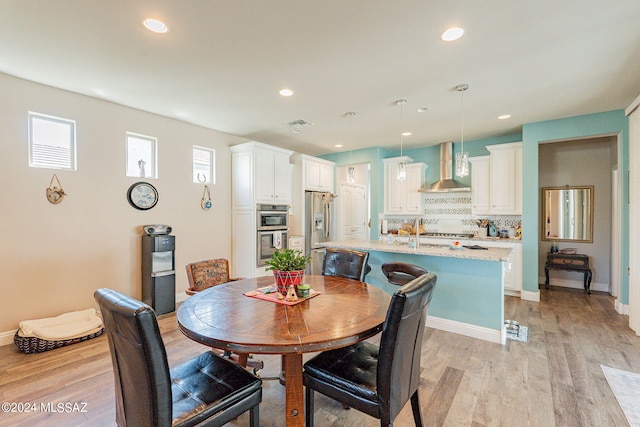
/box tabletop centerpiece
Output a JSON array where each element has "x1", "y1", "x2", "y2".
[{"x1": 265, "y1": 248, "x2": 312, "y2": 295}]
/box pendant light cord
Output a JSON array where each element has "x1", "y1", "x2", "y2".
[{"x1": 460, "y1": 86, "x2": 464, "y2": 154}]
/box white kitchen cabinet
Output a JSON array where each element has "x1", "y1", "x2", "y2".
[
  {"x1": 254, "y1": 146, "x2": 292, "y2": 203},
  {"x1": 469, "y1": 156, "x2": 490, "y2": 214},
  {"x1": 470, "y1": 142, "x2": 522, "y2": 215},
  {"x1": 383, "y1": 157, "x2": 427, "y2": 215},
  {"x1": 487, "y1": 142, "x2": 522, "y2": 215},
  {"x1": 231, "y1": 141, "x2": 293, "y2": 209},
  {"x1": 303, "y1": 156, "x2": 334, "y2": 192}
]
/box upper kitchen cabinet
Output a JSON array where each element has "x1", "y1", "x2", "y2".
[
  {"x1": 469, "y1": 156, "x2": 490, "y2": 214},
  {"x1": 488, "y1": 142, "x2": 522, "y2": 215},
  {"x1": 231, "y1": 141, "x2": 293, "y2": 210},
  {"x1": 292, "y1": 154, "x2": 335, "y2": 192},
  {"x1": 470, "y1": 142, "x2": 522, "y2": 215},
  {"x1": 383, "y1": 157, "x2": 427, "y2": 215}
]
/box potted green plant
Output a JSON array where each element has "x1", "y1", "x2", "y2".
[{"x1": 265, "y1": 248, "x2": 312, "y2": 294}]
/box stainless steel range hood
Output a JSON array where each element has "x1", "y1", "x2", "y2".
[{"x1": 421, "y1": 141, "x2": 471, "y2": 193}]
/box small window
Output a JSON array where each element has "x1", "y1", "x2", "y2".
[
  {"x1": 193, "y1": 146, "x2": 215, "y2": 184},
  {"x1": 126, "y1": 132, "x2": 157, "y2": 178},
  {"x1": 28, "y1": 112, "x2": 76, "y2": 170}
]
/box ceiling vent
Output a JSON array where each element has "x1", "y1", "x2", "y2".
[{"x1": 286, "y1": 118, "x2": 314, "y2": 133}]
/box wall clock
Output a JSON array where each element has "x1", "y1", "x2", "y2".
[{"x1": 127, "y1": 182, "x2": 158, "y2": 210}]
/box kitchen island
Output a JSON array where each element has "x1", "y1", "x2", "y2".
[{"x1": 318, "y1": 239, "x2": 512, "y2": 344}]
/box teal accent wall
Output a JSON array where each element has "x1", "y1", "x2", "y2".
[
  {"x1": 522, "y1": 110, "x2": 629, "y2": 301},
  {"x1": 364, "y1": 250, "x2": 504, "y2": 330}
]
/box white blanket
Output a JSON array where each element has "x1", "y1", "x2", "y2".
[{"x1": 18, "y1": 308, "x2": 103, "y2": 340}]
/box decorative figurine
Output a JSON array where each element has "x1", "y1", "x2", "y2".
[{"x1": 285, "y1": 285, "x2": 299, "y2": 302}]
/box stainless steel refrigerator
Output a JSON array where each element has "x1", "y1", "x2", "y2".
[{"x1": 305, "y1": 191, "x2": 337, "y2": 275}]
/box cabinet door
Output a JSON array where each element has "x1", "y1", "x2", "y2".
[
  {"x1": 319, "y1": 163, "x2": 334, "y2": 191},
  {"x1": 470, "y1": 156, "x2": 490, "y2": 214},
  {"x1": 231, "y1": 211, "x2": 254, "y2": 278},
  {"x1": 489, "y1": 144, "x2": 522, "y2": 214},
  {"x1": 504, "y1": 244, "x2": 522, "y2": 293},
  {"x1": 384, "y1": 161, "x2": 405, "y2": 214},
  {"x1": 405, "y1": 163, "x2": 424, "y2": 214},
  {"x1": 254, "y1": 147, "x2": 275, "y2": 202},
  {"x1": 273, "y1": 151, "x2": 291, "y2": 202},
  {"x1": 305, "y1": 161, "x2": 321, "y2": 191},
  {"x1": 232, "y1": 150, "x2": 254, "y2": 210}
]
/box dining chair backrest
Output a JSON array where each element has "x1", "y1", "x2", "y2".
[
  {"x1": 321, "y1": 248, "x2": 371, "y2": 282},
  {"x1": 381, "y1": 262, "x2": 429, "y2": 286},
  {"x1": 377, "y1": 272, "x2": 437, "y2": 422},
  {"x1": 185, "y1": 259, "x2": 232, "y2": 294},
  {"x1": 95, "y1": 288, "x2": 173, "y2": 426}
]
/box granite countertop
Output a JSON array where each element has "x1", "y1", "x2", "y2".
[{"x1": 318, "y1": 240, "x2": 512, "y2": 262}]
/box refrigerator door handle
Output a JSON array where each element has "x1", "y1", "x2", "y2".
[
  {"x1": 151, "y1": 270, "x2": 176, "y2": 278},
  {"x1": 324, "y1": 200, "x2": 330, "y2": 238}
]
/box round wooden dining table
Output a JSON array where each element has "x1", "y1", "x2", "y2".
[{"x1": 176, "y1": 274, "x2": 391, "y2": 427}]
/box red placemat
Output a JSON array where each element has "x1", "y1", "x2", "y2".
[{"x1": 243, "y1": 289, "x2": 320, "y2": 306}]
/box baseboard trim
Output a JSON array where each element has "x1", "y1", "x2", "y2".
[
  {"x1": 0, "y1": 329, "x2": 17, "y2": 347},
  {"x1": 615, "y1": 299, "x2": 628, "y2": 315},
  {"x1": 426, "y1": 315, "x2": 503, "y2": 344},
  {"x1": 522, "y1": 290, "x2": 541, "y2": 302},
  {"x1": 537, "y1": 276, "x2": 608, "y2": 293}
]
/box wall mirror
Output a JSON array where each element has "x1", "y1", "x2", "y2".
[{"x1": 542, "y1": 186, "x2": 594, "y2": 243}]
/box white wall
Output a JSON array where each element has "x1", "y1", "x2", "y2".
[
  {"x1": 538, "y1": 136, "x2": 616, "y2": 291},
  {"x1": 0, "y1": 73, "x2": 248, "y2": 335}
]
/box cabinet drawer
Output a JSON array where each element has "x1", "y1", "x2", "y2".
[{"x1": 546, "y1": 254, "x2": 589, "y2": 269}]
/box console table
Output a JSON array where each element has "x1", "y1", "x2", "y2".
[{"x1": 545, "y1": 253, "x2": 592, "y2": 294}]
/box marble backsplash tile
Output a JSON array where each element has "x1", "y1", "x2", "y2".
[{"x1": 381, "y1": 192, "x2": 521, "y2": 234}]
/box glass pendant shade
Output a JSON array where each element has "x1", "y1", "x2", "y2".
[
  {"x1": 455, "y1": 83, "x2": 469, "y2": 178},
  {"x1": 347, "y1": 166, "x2": 356, "y2": 184},
  {"x1": 397, "y1": 160, "x2": 407, "y2": 181},
  {"x1": 456, "y1": 152, "x2": 469, "y2": 177}
]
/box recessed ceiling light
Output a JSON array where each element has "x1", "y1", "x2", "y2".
[
  {"x1": 416, "y1": 107, "x2": 429, "y2": 113},
  {"x1": 334, "y1": 144, "x2": 343, "y2": 148},
  {"x1": 402, "y1": 132, "x2": 412, "y2": 136},
  {"x1": 498, "y1": 114, "x2": 512, "y2": 120},
  {"x1": 279, "y1": 88, "x2": 294, "y2": 97},
  {"x1": 143, "y1": 18, "x2": 168, "y2": 34},
  {"x1": 441, "y1": 27, "x2": 464, "y2": 41}
]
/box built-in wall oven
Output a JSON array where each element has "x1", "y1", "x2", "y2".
[{"x1": 257, "y1": 204, "x2": 289, "y2": 266}]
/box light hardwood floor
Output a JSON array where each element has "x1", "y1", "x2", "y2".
[{"x1": 0, "y1": 286, "x2": 637, "y2": 426}]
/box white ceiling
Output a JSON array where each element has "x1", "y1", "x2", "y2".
[{"x1": 2, "y1": 1, "x2": 639, "y2": 156}]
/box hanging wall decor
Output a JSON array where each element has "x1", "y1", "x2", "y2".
[
  {"x1": 201, "y1": 185, "x2": 212, "y2": 210},
  {"x1": 46, "y1": 174, "x2": 67, "y2": 204}
]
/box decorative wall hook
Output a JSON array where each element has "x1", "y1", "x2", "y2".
[
  {"x1": 46, "y1": 174, "x2": 67, "y2": 204},
  {"x1": 201, "y1": 185, "x2": 212, "y2": 210}
]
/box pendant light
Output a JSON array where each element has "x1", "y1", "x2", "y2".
[
  {"x1": 455, "y1": 83, "x2": 469, "y2": 177},
  {"x1": 396, "y1": 99, "x2": 407, "y2": 181},
  {"x1": 346, "y1": 112, "x2": 356, "y2": 184}
]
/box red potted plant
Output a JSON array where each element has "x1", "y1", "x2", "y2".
[{"x1": 265, "y1": 249, "x2": 312, "y2": 294}]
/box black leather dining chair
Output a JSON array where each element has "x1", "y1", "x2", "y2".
[
  {"x1": 95, "y1": 288, "x2": 262, "y2": 427},
  {"x1": 303, "y1": 272, "x2": 437, "y2": 427},
  {"x1": 382, "y1": 262, "x2": 429, "y2": 286},
  {"x1": 321, "y1": 247, "x2": 371, "y2": 281}
]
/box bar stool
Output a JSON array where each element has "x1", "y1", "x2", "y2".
[{"x1": 381, "y1": 262, "x2": 428, "y2": 286}]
